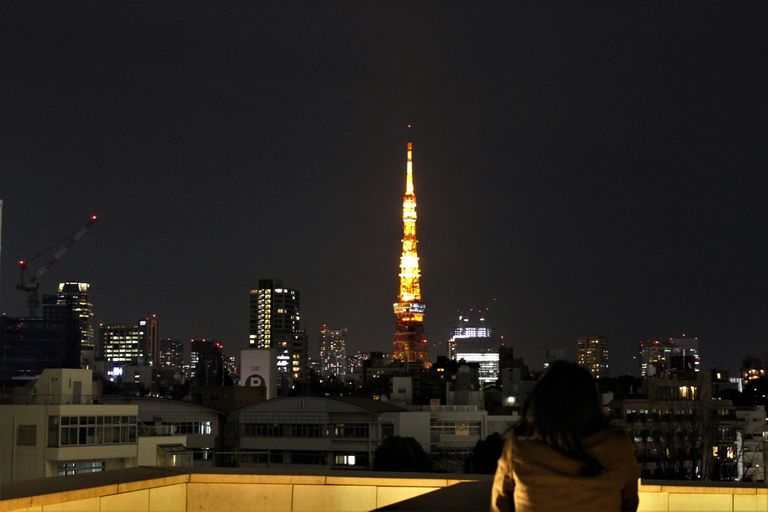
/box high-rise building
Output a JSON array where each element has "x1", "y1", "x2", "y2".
[
  {"x1": 248, "y1": 279, "x2": 308, "y2": 384},
  {"x1": 576, "y1": 335, "x2": 609, "y2": 379},
  {"x1": 98, "y1": 317, "x2": 155, "y2": 366},
  {"x1": 159, "y1": 338, "x2": 184, "y2": 368},
  {"x1": 190, "y1": 339, "x2": 225, "y2": 386},
  {"x1": 319, "y1": 325, "x2": 347, "y2": 380},
  {"x1": 638, "y1": 334, "x2": 701, "y2": 378},
  {"x1": 391, "y1": 126, "x2": 431, "y2": 367},
  {"x1": 52, "y1": 282, "x2": 95, "y2": 353},
  {"x1": 290, "y1": 328, "x2": 309, "y2": 382},
  {"x1": 667, "y1": 333, "x2": 700, "y2": 373},
  {"x1": 144, "y1": 314, "x2": 160, "y2": 366},
  {"x1": 448, "y1": 307, "x2": 501, "y2": 386},
  {"x1": 0, "y1": 301, "x2": 80, "y2": 381},
  {"x1": 638, "y1": 339, "x2": 675, "y2": 377}
]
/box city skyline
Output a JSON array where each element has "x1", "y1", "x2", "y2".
[{"x1": 2, "y1": 3, "x2": 767, "y2": 375}]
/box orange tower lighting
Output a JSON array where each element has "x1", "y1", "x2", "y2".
[{"x1": 392, "y1": 125, "x2": 431, "y2": 367}]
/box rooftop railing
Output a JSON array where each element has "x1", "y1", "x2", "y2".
[{"x1": 1, "y1": 468, "x2": 766, "y2": 512}]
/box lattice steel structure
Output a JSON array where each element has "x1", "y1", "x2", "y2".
[{"x1": 391, "y1": 126, "x2": 431, "y2": 367}]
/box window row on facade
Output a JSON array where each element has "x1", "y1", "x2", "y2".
[
  {"x1": 430, "y1": 420, "x2": 482, "y2": 437},
  {"x1": 239, "y1": 449, "x2": 369, "y2": 467},
  {"x1": 48, "y1": 415, "x2": 137, "y2": 446},
  {"x1": 241, "y1": 422, "x2": 373, "y2": 439}
]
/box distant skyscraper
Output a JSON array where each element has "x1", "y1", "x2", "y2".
[
  {"x1": 52, "y1": 282, "x2": 95, "y2": 352},
  {"x1": 638, "y1": 334, "x2": 700, "y2": 377},
  {"x1": 448, "y1": 307, "x2": 501, "y2": 386},
  {"x1": 638, "y1": 339, "x2": 674, "y2": 377},
  {"x1": 576, "y1": 335, "x2": 609, "y2": 379},
  {"x1": 319, "y1": 325, "x2": 347, "y2": 380},
  {"x1": 98, "y1": 317, "x2": 155, "y2": 366},
  {"x1": 391, "y1": 126, "x2": 431, "y2": 367},
  {"x1": 159, "y1": 338, "x2": 184, "y2": 368},
  {"x1": 145, "y1": 315, "x2": 159, "y2": 366},
  {"x1": 248, "y1": 279, "x2": 308, "y2": 384},
  {"x1": 667, "y1": 333, "x2": 700, "y2": 373},
  {"x1": 189, "y1": 339, "x2": 225, "y2": 385},
  {"x1": 0, "y1": 301, "x2": 80, "y2": 381}
]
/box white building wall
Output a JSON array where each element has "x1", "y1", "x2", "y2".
[
  {"x1": 32, "y1": 368, "x2": 94, "y2": 405},
  {"x1": 386, "y1": 411, "x2": 430, "y2": 453},
  {"x1": 0, "y1": 403, "x2": 139, "y2": 482}
]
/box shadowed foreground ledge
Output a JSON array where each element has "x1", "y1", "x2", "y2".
[{"x1": 0, "y1": 468, "x2": 765, "y2": 512}]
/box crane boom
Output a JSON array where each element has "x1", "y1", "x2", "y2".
[{"x1": 16, "y1": 214, "x2": 99, "y2": 316}]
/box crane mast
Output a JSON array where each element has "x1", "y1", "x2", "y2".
[{"x1": 16, "y1": 214, "x2": 99, "y2": 316}]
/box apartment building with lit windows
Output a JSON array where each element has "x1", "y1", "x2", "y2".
[
  {"x1": 248, "y1": 280, "x2": 308, "y2": 386},
  {"x1": 319, "y1": 325, "x2": 347, "y2": 380},
  {"x1": 577, "y1": 335, "x2": 609, "y2": 379}
]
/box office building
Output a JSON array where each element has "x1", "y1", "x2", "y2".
[
  {"x1": 234, "y1": 396, "x2": 426, "y2": 470},
  {"x1": 189, "y1": 339, "x2": 225, "y2": 386},
  {"x1": 638, "y1": 334, "x2": 701, "y2": 378},
  {"x1": 576, "y1": 335, "x2": 609, "y2": 379},
  {"x1": 0, "y1": 301, "x2": 80, "y2": 382},
  {"x1": 159, "y1": 338, "x2": 184, "y2": 368},
  {"x1": 98, "y1": 317, "x2": 156, "y2": 367},
  {"x1": 52, "y1": 282, "x2": 95, "y2": 353},
  {"x1": 668, "y1": 333, "x2": 701, "y2": 373},
  {"x1": 319, "y1": 325, "x2": 347, "y2": 380},
  {"x1": 448, "y1": 308, "x2": 501, "y2": 386}
]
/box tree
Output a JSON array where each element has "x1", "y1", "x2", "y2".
[
  {"x1": 374, "y1": 436, "x2": 432, "y2": 472},
  {"x1": 466, "y1": 433, "x2": 505, "y2": 474}
]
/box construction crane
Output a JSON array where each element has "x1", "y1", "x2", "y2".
[{"x1": 16, "y1": 214, "x2": 99, "y2": 316}]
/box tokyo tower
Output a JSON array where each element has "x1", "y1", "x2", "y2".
[{"x1": 391, "y1": 125, "x2": 431, "y2": 367}]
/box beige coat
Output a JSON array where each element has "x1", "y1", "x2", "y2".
[{"x1": 491, "y1": 429, "x2": 640, "y2": 512}]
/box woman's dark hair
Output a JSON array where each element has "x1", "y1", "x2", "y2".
[{"x1": 513, "y1": 361, "x2": 608, "y2": 475}]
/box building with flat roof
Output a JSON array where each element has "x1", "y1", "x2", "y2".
[
  {"x1": 319, "y1": 325, "x2": 347, "y2": 380},
  {"x1": 0, "y1": 304, "x2": 80, "y2": 382},
  {"x1": 577, "y1": 335, "x2": 609, "y2": 379},
  {"x1": 53, "y1": 282, "x2": 96, "y2": 355},
  {"x1": 249, "y1": 279, "x2": 308, "y2": 387},
  {"x1": 98, "y1": 318, "x2": 156, "y2": 367},
  {"x1": 234, "y1": 396, "x2": 428, "y2": 470},
  {"x1": 0, "y1": 369, "x2": 186, "y2": 482}
]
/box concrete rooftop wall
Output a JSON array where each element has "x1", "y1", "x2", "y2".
[{"x1": 1, "y1": 468, "x2": 766, "y2": 512}]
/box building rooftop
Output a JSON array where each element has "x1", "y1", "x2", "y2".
[{"x1": 1, "y1": 468, "x2": 766, "y2": 512}]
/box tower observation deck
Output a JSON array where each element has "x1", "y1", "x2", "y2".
[{"x1": 392, "y1": 126, "x2": 431, "y2": 367}]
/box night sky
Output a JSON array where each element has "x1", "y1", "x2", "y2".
[{"x1": 2, "y1": 2, "x2": 767, "y2": 375}]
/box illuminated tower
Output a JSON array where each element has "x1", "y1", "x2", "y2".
[{"x1": 392, "y1": 126, "x2": 431, "y2": 367}]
